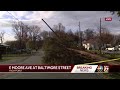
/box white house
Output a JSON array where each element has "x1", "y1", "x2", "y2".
[
  {"x1": 82, "y1": 39, "x2": 98, "y2": 50},
  {"x1": 83, "y1": 43, "x2": 90, "y2": 50}
]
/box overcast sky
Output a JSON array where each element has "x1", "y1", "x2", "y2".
[{"x1": 0, "y1": 11, "x2": 120, "y2": 43}]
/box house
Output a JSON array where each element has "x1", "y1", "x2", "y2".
[
  {"x1": 83, "y1": 43, "x2": 90, "y2": 50},
  {"x1": 0, "y1": 43, "x2": 10, "y2": 54},
  {"x1": 0, "y1": 43, "x2": 10, "y2": 47},
  {"x1": 82, "y1": 39, "x2": 99, "y2": 50}
]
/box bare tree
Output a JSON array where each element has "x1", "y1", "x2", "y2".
[
  {"x1": 84, "y1": 28, "x2": 95, "y2": 40},
  {"x1": 96, "y1": 27, "x2": 114, "y2": 49},
  {"x1": 12, "y1": 21, "x2": 30, "y2": 49},
  {"x1": 0, "y1": 31, "x2": 5, "y2": 60},
  {"x1": 113, "y1": 34, "x2": 120, "y2": 46},
  {"x1": 12, "y1": 21, "x2": 23, "y2": 49},
  {"x1": 40, "y1": 30, "x2": 49, "y2": 40},
  {"x1": 27, "y1": 25, "x2": 41, "y2": 50},
  {"x1": 101, "y1": 28, "x2": 114, "y2": 45},
  {"x1": 67, "y1": 29, "x2": 73, "y2": 35},
  {"x1": 53, "y1": 23, "x2": 65, "y2": 31}
]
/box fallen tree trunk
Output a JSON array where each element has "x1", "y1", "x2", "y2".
[{"x1": 67, "y1": 48, "x2": 107, "y2": 61}]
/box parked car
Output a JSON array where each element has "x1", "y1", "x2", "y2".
[
  {"x1": 106, "y1": 47, "x2": 115, "y2": 51},
  {"x1": 26, "y1": 49, "x2": 32, "y2": 54},
  {"x1": 21, "y1": 49, "x2": 32, "y2": 54}
]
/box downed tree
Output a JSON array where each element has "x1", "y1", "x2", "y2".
[{"x1": 67, "y1": 48, "x2": 107, "y2": 61}]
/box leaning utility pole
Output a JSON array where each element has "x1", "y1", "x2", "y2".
[
  {"x1": 100, "y1": 18, "x2": 102, "y2": 54},
  {"x1": 42, "y1": 19, "x2": 67, "y2": 49},
  {"x1": 78, "y1": 21, "x2": 82, "y2": 47}
]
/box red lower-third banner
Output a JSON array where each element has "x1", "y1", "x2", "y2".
[
  {"x1": 0, "y1": 65, "x2": 74, "y2": 72},
  {"x1": 0, "y1": 65, "x2": 120, "y2": 73}
]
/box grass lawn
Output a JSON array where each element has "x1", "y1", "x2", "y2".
[
  {"x1": 88, "y1": 50, "x2": 120, "y2": 59},
  {"x1": 2, "y1": 57, "x2": 21, "y2": 61},
  {"x1": 86, "y1": 50, "x2": 100, "y2": 54},
  {"x1": 0, "y1": 53, "x2": 31, "y2": 62},
  {"x1": 3, "y1": 53, "x2": 31, "y2": 57},
  {"x1": 101, "y1": 54, "x2": 120, "y2": 59},
  {"x1": 103, "y1": 73, "x2": 120, "y2": 79},
  {"x1": 0, "y1": 56, "x2": 22, "y2": 62}
]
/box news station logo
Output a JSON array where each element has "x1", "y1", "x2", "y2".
[
  {"x1": 96, "y1": 65, "x2": 103, "y2": 72},
  {"x1": 104, "y1": 66, "x2": 109, "y2": 73},
  {"x1": 105, "y1": 17, "x2": 112, "y2": 21}
]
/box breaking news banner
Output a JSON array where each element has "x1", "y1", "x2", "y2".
[
  {"x1": 71, "y1": 65, "x2": 109, "y2": 73},
  {"x1": 0, "y1": 65, "x2": 119, "y2": 73}
]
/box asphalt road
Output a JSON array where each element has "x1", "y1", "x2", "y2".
[{"x1": 0, "y1": 49, "x2": 105, "y2": 79}]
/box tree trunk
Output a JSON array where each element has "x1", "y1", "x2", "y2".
[{"x1": 0, "y1": 52, "x2": 2, "y2": 60}]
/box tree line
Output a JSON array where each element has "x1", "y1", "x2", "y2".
[{"x1": 3, "y1": 20, "x2": 120, "y2": 64}]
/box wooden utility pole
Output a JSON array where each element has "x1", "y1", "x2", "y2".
[
  {"x1": 0, "y1": 32, "x2": 4, "y2": 44},
  {"x1": 78, "y1": 21, "x2": 82, "y2": 47},
  {"x1": 100, "y1": 18, "x2": 102, "y2": 54},
  {"x1": 59, "y1": 24, "x2": 60, "y2": 31}
]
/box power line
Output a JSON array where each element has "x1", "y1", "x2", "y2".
[
  {"x1": 6, "y1": 11, "x2": 39, "y2": 32},
  {"x1": 6, "y1": 11, "x2": 25, "y2": 49},
  {"x1": 7, "y1": 11, "x2": 25, "y2": 26},
  {"x1": 7, "y1": 11, "x2": 20, "y2": 22},
  {"x1": 6, "y1": 11, "x2": 43, "y2": 50}
]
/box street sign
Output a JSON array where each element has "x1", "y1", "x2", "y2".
[{"x1": 105, "y1": 17, "x2": 112, "y2": 21}]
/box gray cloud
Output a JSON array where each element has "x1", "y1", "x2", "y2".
[
  {"x1": 2, "y1": 11, "x2": 120, "y2": 42},
  {"x1": 40, "y1": 11, "x2": 120, "y2": 34},
  {"x1": 6, "y1": 11, "x2": 120, "y2": 34}
]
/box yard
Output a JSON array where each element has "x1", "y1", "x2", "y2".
[
  {"x1": 0, "y1": 53, "x2": 32, "y2": 62},
  {"x1": 87, "y1": 50, "x2": 120, "y2": 59},
  {"x1": 103, "y1": 73, "x2": 120, "y2": 79}
]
